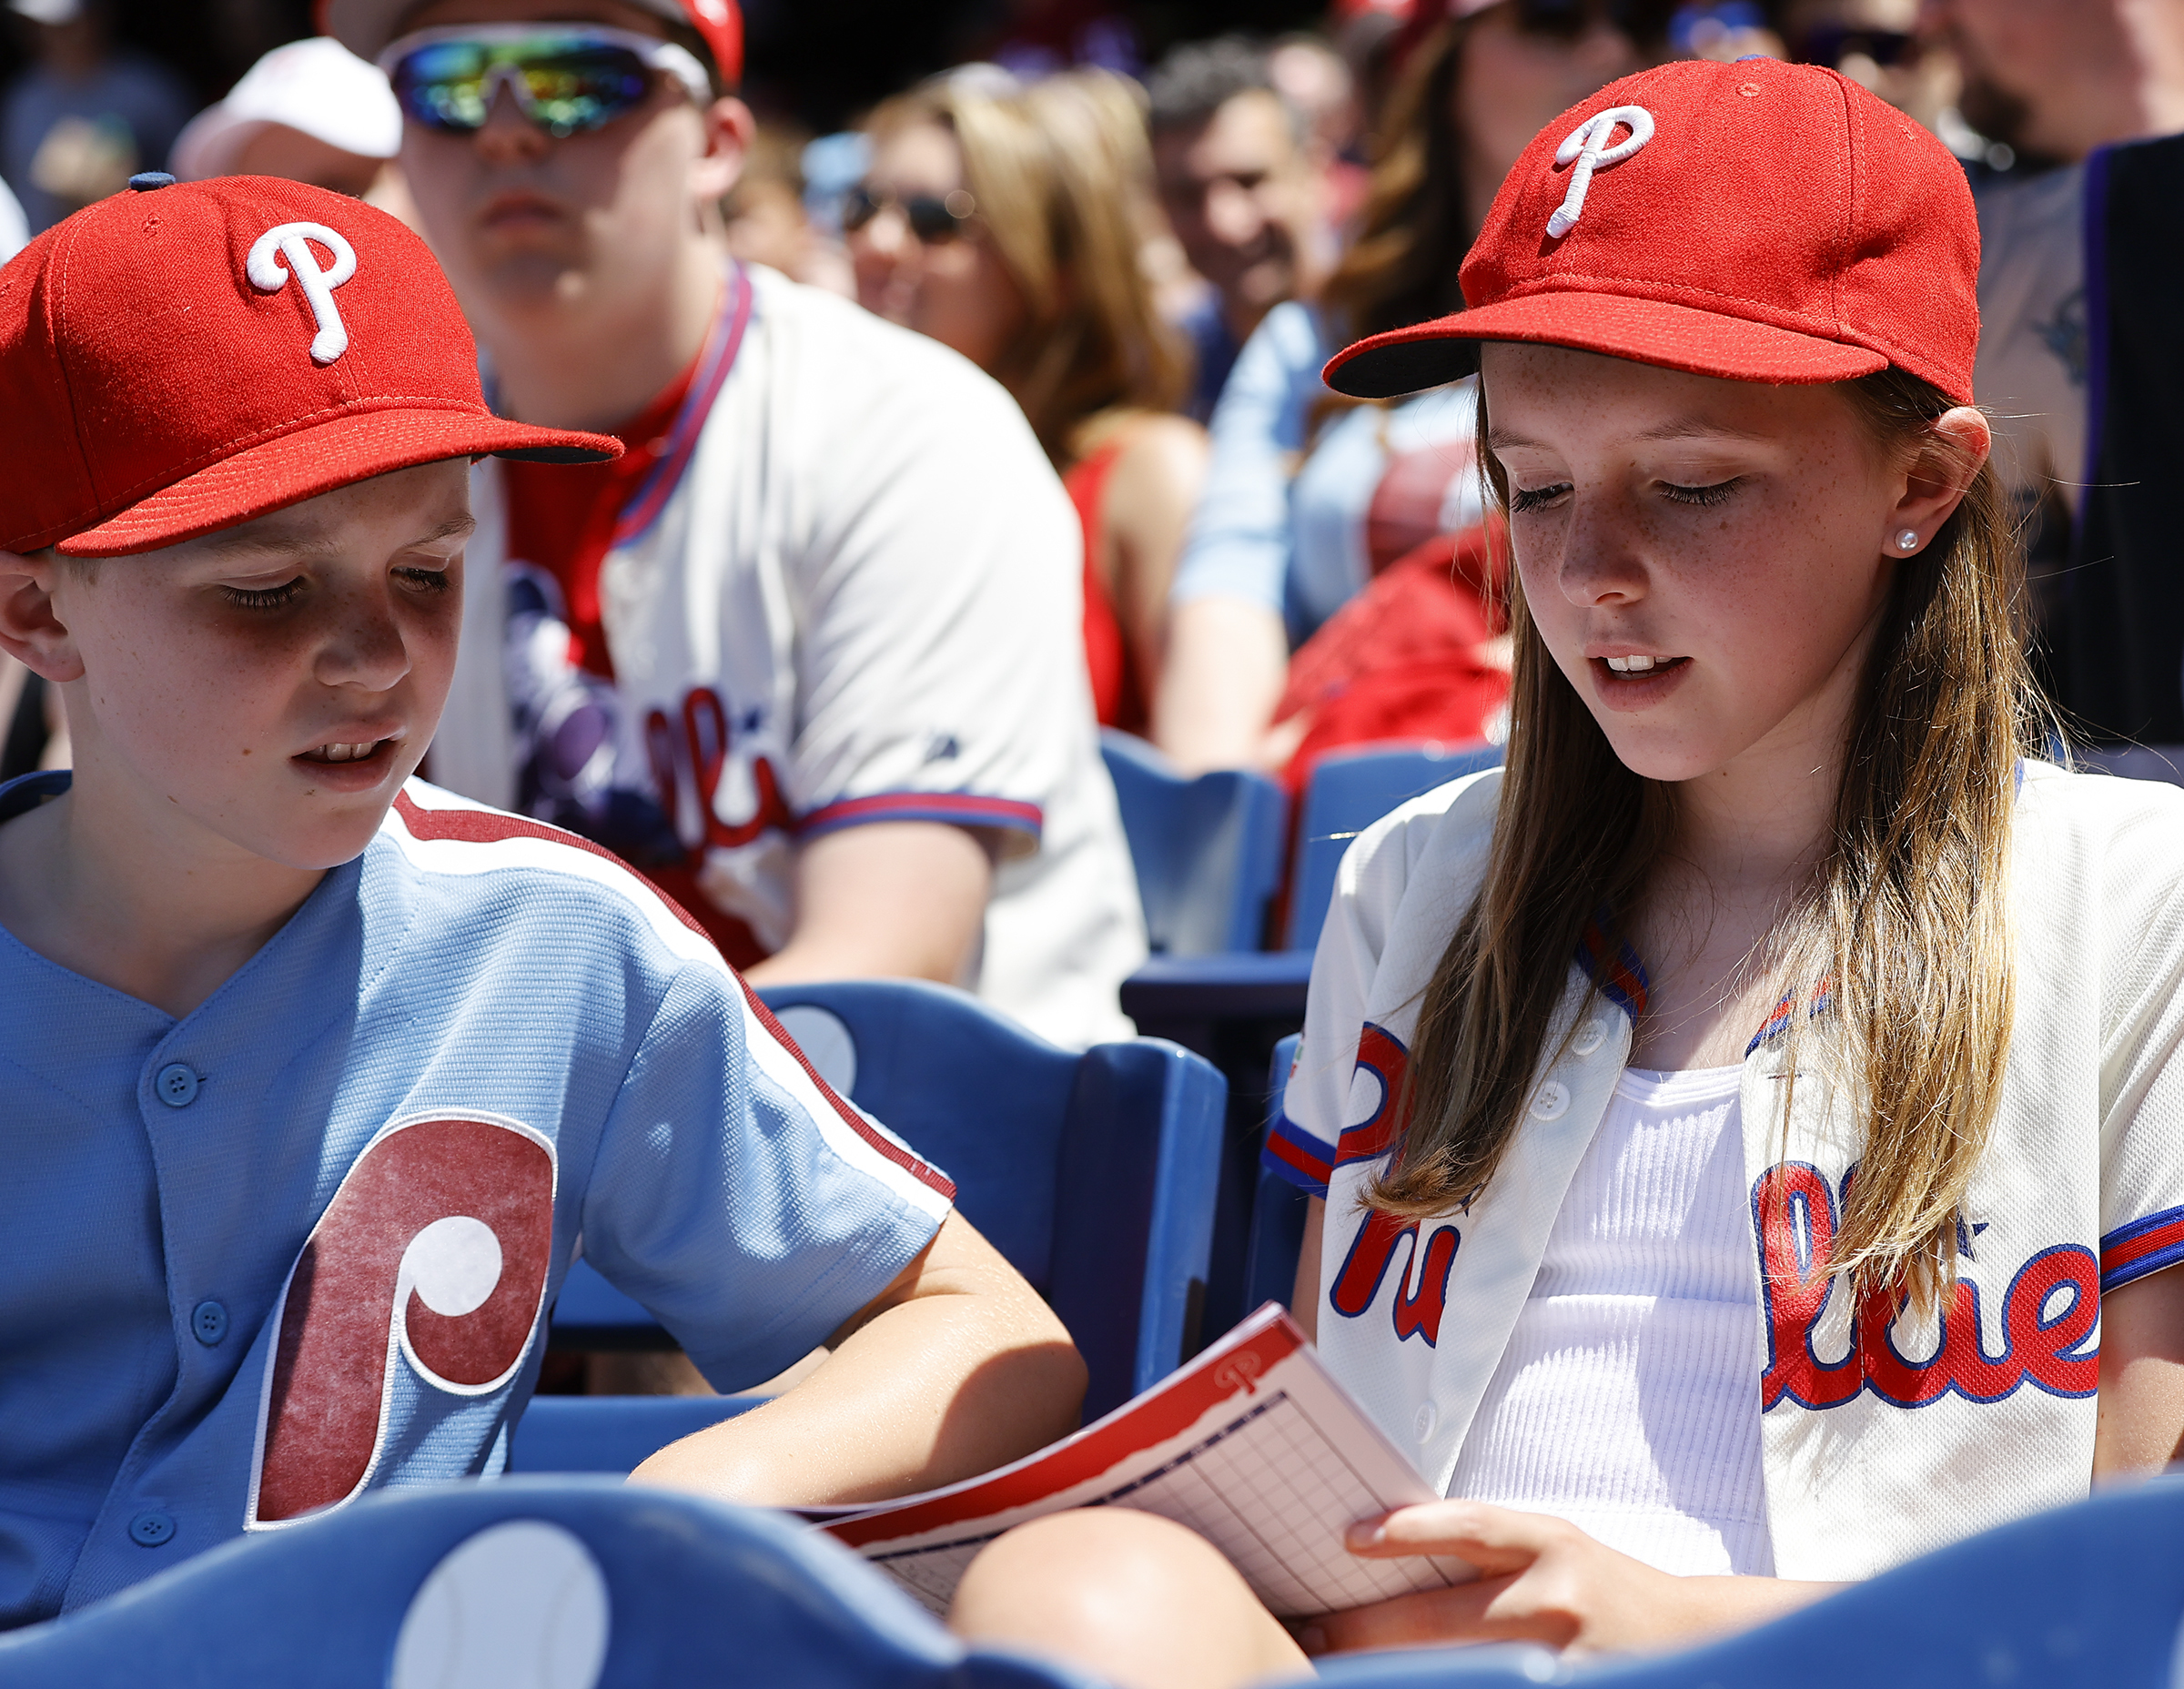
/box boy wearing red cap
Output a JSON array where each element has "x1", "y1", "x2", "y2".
[
  {"x1": 0, "y1": 176, "x2": 1081, "y2": 1627},
  {"x1": 322, "y1": 0, "x2": 1147, "y2": 1051},
  {"x1": 945, "y1": 58, "x2": 2184, "y2": 1688}
]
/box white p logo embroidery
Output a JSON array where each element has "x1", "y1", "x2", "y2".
[
  {"x1": 247, "y1": 221, "x2": 359, "y2": 365},
  {"x1": 1546, "y1": 105, "x2": 1654, "y2": 239}
]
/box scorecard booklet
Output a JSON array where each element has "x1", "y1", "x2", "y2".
[{"x1": 814, "y1": 1303, "x2": 1471, "y2": 1618}]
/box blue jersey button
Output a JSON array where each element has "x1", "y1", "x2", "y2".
[
  {"x1": 128, "y1": 1511, "x2": 176, "y2": 1547},
  {"x1": 191, "y1": 1300, "x2": 228, "y2": 1346},
  {"x1": 155, "y1": 1064, "x2": 199, "y2": 1108}
]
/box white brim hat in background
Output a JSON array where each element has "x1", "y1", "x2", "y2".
[
  {"x1": 174, "y1": 36, "x2": 402, "y2": 182},
  {"x1": 7, "y1": 0, "x2": 84, "y2": 25}
]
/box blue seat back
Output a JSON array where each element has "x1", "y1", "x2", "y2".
[
  {"x1": 1286, "y1": 741, "x2": 1502, "y2": 952},
  {"x1": 0, "y1": 1478, "x2": 1099, "y2": 1688},
  {"x1": 2070, "y1": 743, "x2": 2184, "y2": 786},
  {"x1": 546, "y1": 980, "x2": 1225, "y2": 1431},
  {"x1": 1315, "y1": 1480, "x2": 2184, "y2": 1688},
  {"x1": 763, "y1": 981, "x2": 1224, "y2": 1418},
  {"x1": 1241, "y1": 1034, "x2": 1310, "y2": 1320},
  {"x1": 1101, "y1": 729, "x2": 1288, "y2": 954}
]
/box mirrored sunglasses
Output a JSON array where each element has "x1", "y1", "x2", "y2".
[
  {"x1": 841, "y1": 184, "x2": 979, "y2": 244},
  {"x1": 379, "y1": 25, "x2": 712, "y2": 140}
]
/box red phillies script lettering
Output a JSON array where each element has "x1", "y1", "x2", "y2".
[
  {"x1": 644, "y1": 685, "x2": 790, "y2": 857},
  {"x1": 1330, "y1": 1214, "x2": 1461, "y2": 1344},
  {"x1": 1331, "y1": 1023, "x2": 1410, "y2": 1170},
  {"x1": 253, "y1": 1118, "x2": 555, "y2": 1523},
  {"x1": 1325, "y1": 1023, "x2": 1459, "y2": 1342},
  {"x1": 1754, "y1": 1162, "x2": 2098, "y2": 1411}
]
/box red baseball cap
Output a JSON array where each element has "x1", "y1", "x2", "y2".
[
  {"x1": 320, "y1": 0, "x2": 744, "y2": 89},
  {"x1": 1323, "y1": 57, "x2": 1979, "y2": 405},
  {"x1": 0, "y1": 175, "x2": 616, "y2": 560}
]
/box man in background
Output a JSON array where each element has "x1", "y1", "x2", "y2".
[
  {"x1": 329, "y1": 0, "x2": 1145, "y2": 1051},
  {"x1": 1145, "y1": 35, "x2": 1330, "y2": 420},
  {"x1": 1, "y1": 0, "x2": 190, "y2": 230},
  {"x1": 1923, "y1": 0, "x2": 2184, "y2": 637}
]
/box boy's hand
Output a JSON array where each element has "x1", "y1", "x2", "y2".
[
  {"x1": 1297, "y1": 1501, "x2": 1836, "y2": 1660},
  {"x1": 627, "y1": 1211, "x2": 1085, "y2": 1508}
]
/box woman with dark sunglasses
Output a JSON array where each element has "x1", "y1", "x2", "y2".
[
  {"x1": 850, "y1": 69, "x2": 1210, "y2": 737},
  {"x1": 1154, "y1": 0, "x2": 1663, "y2": 778}
]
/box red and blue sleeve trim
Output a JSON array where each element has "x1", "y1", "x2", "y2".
[
  {"x1": 798, "y1": 791, "x2": 1045, "y2": 842},
  {"x1": 2100, "y1": 1205, "x2": 2184, "y2": 1293},
  {"x1": 1263, "y1": 1114, "x2": 1335, "y2": 1198}
]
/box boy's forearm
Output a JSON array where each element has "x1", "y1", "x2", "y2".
[{"x1": 627, "y1": 1258, "x2": 1086, "y2": 1508}]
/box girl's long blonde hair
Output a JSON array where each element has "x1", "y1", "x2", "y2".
[
  {"x1": 1372, "y1": 369, "x2": 2045, "y2": 1311},
  {"x1": 868, "y1": 70, "x2": 1188, "y2": 465}
]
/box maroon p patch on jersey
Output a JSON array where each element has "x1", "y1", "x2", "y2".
[{"x1": 245, "y1": 1114, "x2": 558, "y2": 1528}]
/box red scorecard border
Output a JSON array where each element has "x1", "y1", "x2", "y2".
[{"x1": 824, "y1": 1314, "x2": 1306, "y2": 1548}]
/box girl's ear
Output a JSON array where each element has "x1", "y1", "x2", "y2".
[
  {"x1": 1887, "y1": 406, "x2": 1993, "y2": 554},
  {"x1": 0, "y1": 552, "x2": 86, "y2": 684}
]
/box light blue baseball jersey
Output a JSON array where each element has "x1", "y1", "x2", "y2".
[{"x1": 0, "y1": 772, "x2": 956, "y2": 1627}]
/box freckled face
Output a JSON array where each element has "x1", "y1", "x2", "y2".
[
  {"x1": 52, "y1": 460, "x2": 472, "y2": 871},
  {"x1": 1481, "y1": 343, "x2": 1902, "y2": 783}
]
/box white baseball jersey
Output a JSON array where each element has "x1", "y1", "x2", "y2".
[
  {"x1": 0, "y1": 771, "x2": 953, "y2": 1626},
  {"x1": 1267, "y1": 761, "x2": 2184, "y2": 1582},
  {"x1": 431, "y1": 264, "x2": 1146, "y2": 1048}
]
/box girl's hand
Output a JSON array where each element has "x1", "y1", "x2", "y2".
[{"x1": 1298, "y1": 1501, "x2": 1836, "y2": 1660}]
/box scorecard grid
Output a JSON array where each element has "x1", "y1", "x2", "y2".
[{"x1": 865, "y1": 1388, "x2": 1458, "y2": 1618}]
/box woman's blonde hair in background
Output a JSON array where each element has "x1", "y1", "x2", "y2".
[
  {"x1": 867, "y1": 68, "x2": 1188, "y2": 464},
  {"x1": 1374, "y1": 370, "x2": 2047, "y2": 1315}
]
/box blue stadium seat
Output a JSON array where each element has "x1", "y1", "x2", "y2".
[
  {"x1": 526, "y1": 980, "x2": 1226, "y2": 1472},
  {"x1": 2072, "y1": 743, "x2": 2184, "y2": 786},
  {"x1": 0, "y1": 1478, "x2": 1100, "y2": 1688},
  {"x1": 1285, "y1": 741, "x2": 1503, "y2": 952},
  {"x1": 1100, "y1": 728, "x2": 1289, "y2": 954},
  {"x1": 1313, "y1": 1480, "x2": 2184, "y2": 1689},
  {"x1": 1241, "y1": 1034, "x2": 1309, "y2": 1323}
]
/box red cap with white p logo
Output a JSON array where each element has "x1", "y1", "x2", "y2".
[{"x1": 0, "y1": 174, "x2": 617, "y2": 559}]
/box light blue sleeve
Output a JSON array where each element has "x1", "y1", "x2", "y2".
[
  {"x1": 575, "y1": 963, "x2": 948, "y2": 1392},
  {"x1": 1168, "y1": 302, "x2": 1332, "y2": 616}
]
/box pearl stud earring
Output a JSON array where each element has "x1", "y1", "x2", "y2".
[{"x1": 1896, "y1": 530, "x2": 1919, "y2": 551}]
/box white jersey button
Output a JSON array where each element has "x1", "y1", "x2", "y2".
[
  {"x1": 1571, "y1": 1017, "x2": 1609, "y2": 1057},
  {"x1": 1414, "y1": 1401, "x2": 1440, "y2": 1441},
  {"x1": 1529, "y1": 1080, "x2": 1571, "y2": 1121}
]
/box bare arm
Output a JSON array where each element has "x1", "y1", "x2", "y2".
[
  {"x1": 2094, "y1": 1264, "x2": 2184, "y2": 1477},
  {"x1": 630, "y1": 1210, "x2": 1086, "y2": 1506},
  {"x1": 1291, "y1": 1194, "x2": 1325, "y2": 1341},
  {"x1": 1102, "y1": 417, "x2": 1209, "y2": 703},
  {"x1": 1150, "y1": 596, "x2": 1289, "y2": 774},
  {"x1": 744, "y1": 819, "x2": 994, "y2": 987}
]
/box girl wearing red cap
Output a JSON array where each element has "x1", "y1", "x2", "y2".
[{"x1": 947, "y1": 56, "x2": 2184, "y2": 1688}]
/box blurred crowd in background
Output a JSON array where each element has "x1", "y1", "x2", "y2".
[{"x1": 6, "y1": 0, "x2": 2165, "y2": 786}]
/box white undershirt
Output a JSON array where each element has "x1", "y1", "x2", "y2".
[{"x1": 1448, "y1": 1064, "x2": 1774, "y2": 1576}]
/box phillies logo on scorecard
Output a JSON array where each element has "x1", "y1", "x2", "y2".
[
  {"x1": 245, "y1": 1114, "x2": 556, "y2": 1528},
  {"x1": 1755, "y1": 1162, "x2": 2099, "y2": 1411}
]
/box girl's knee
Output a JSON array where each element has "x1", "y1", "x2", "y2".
[
  {"x1": 952, "y1": 1508, "x2": 1222, "y2": 1625},
  {"x1": 950, "y1": 1510, "x2": 1307, "y2": 1689}
]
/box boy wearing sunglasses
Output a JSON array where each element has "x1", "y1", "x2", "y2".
[
  {"x1": 0, "y1": 176, "x2": 1082, "y2": 1625},
  {"x1": 327, "y1": 0, "x2": 1147, "y2": 1051}
]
